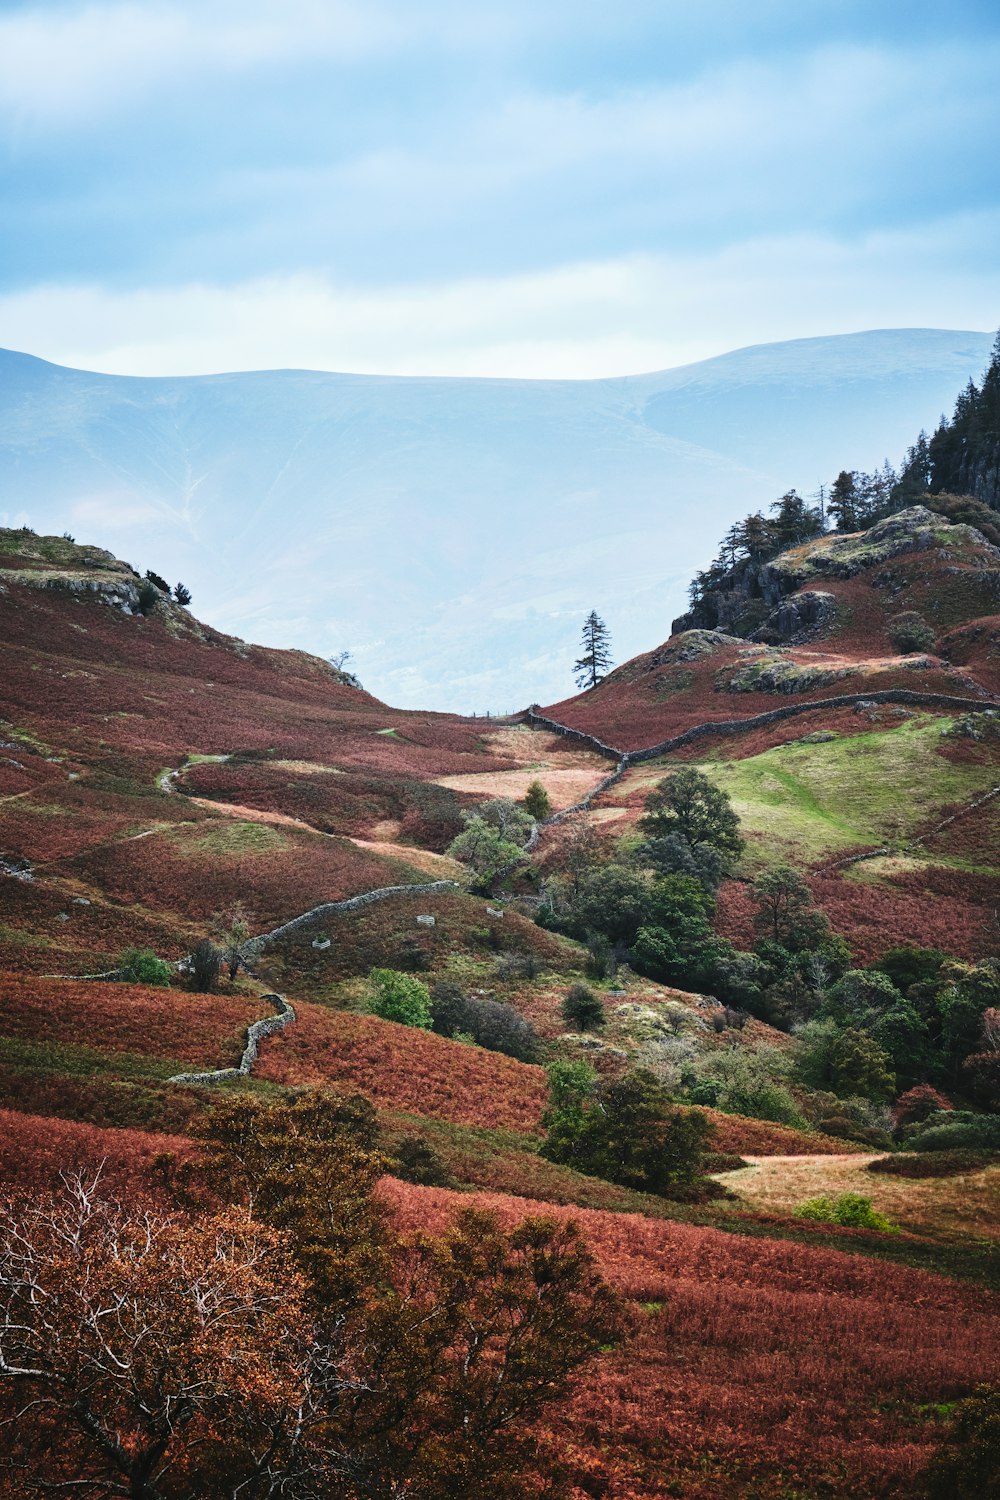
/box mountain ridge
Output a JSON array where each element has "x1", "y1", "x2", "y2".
[{"x1": 1, "y1": 327, "x2": 993, "y2": 710}]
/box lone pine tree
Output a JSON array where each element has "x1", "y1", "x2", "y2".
[{"x1": 574, "y1": 610, "x2": 613, "y2": 689}]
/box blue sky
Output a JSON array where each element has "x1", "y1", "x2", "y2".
[{"x1": 1, "y1": 0, "x2": 998, "y2": 377}]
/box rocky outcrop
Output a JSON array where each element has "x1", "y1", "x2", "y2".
[
  {"x1": 674, "y1": 507, "x2": 1000, "y2": 642},
  {"x1": 752, "y1": 590, "x2": 837, "y2": 644}
]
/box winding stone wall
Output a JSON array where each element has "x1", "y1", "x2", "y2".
[
  {"x1": 528, "y1": 689, "x2": 1000, "y2": 769},
  {"x1": 168, "y1": 993, "x2": 296, "y2": 1085},
  {"x1": 244, "y1": 880, "x2": 460, "y2": 955},
  {"x1": 626, "y1": 689, "x2": 1000, "y2": 763}
]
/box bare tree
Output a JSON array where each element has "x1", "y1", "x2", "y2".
[{"x1": 0, "y1": 1172, "x2": 309, "y2": 1498}]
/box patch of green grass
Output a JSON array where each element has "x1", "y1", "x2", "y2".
[
  {"x1": 696, "y1": 718, "x2": 999, "y2": 867},
  {"x1": 179, "y1": 821, "x2": 288, "y2": 857},
  {"x1": 0, "y1": 1035, "x2": 181, "y2": 1082}
]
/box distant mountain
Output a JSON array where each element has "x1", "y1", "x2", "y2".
[{"x1": 0, "y1": 328, "x2": 991, "y2": 710}]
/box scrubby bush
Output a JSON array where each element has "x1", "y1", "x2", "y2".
[
  {"x1": 795, "y1": 1193, "x2": 897, "y2": 1233},
  {"x1": 523, "y1": 779, "x2": 551, "y2": 819},
  {"x1": 918, "y1": 1384, "x2": 1000, "y2": 1498},
  {"x1": 908, "y1": 1110, "x2": 1000, "y2": 1153},
  {"x1": 428, "y1": 981, "x2": 536, "y2": 1061},
  {"x1": 892, "y1": 1084, "x2": 953, "y2": 1132},
  {"x1": 189, "y1": 939, "x2": 221, "y2": 993},
  {"x1": 368, "y1": 968, "x2": 432, "y2": 1028},
  {"x1": 798, "y1": 1089, "x2": 893, "y2": 1147},
  {"x1": 692, "y1": 1046, "x2": 806, "y2": 1128},
  {"x1": 392, "y1": 1135, "x2": 455, "y2": 1187},
  {"x1": 868, "y1": 1150, "x2": 994, "y2": 1178},
  {"x1": 492, "y1": 948, "x2": 540, "y2": 982},
  {"x1": 134, "y1": 579, "x2": 161, "y2": 616},
  {"x1": 117, "y1": 948, "x2": 172, "y2": 987},
  {"x1": 888, "y1": 610, "x2": 936, "y2": 653},
  {"x1": 562, "y1": 983, "x2": 606, "y2": 1032}
]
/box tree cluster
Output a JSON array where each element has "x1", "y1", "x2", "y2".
[
  {"x1": 541, "y1": 1061, "x2": 711, "y2": 1195},
  {"x1": 0, "y1": 1090, "x2": 619, "y2": 1499}
]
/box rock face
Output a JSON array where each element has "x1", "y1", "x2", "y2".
[{"x1": 754, "y1": 590, "x2": 837, "y2": 644}]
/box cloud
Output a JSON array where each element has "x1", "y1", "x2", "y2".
[
  {"x1": 2, "y1": 216, "x2": 997, "y2": 381},
  {"x1": 0, "y1": 0, "x2": 411, "y2": 126}
]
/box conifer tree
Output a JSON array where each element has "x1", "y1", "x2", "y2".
[{"x1": 574, "y1": 610, "x2": 613, "y2": 689}]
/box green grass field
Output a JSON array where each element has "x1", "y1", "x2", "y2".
[{"x1": 694, "y1": 718, "x2": 999, "y2": 867}]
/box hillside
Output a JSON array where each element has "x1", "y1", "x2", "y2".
[
  {"x1": 533, "y1": 506, "x2": 1000, "y2": 962},
  {"x1": 1, "y1": 524, "x2": 998, "y2": 1498},
  {"x1": 0, "y1": 328, "x2": 992, "y2": 709}
]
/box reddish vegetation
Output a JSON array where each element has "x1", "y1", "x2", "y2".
[
  {"x1": 0, "y1": 874, "x2": 189, "y2": 975},
  {"x1": 541, "y1": 532, "x2": 1000, "y2": 753},
  {"x1": 384, "y1": 1178, "x2": 1000, "y2": 1498},
  {"x1": 714, "y1": 880, "x2": 757, "y2": 951},
  {"x1": 65, "y1": 824, "x2": 416, "y2": 928},
  {"x1": 255, "y1": 1002, "x2": 548, "y2": 1133},
  {"x1": 0, "y1": 1108, "x2": 191, "y2": 1197},
  {"x1": 0, "y1": 581, "x2": 508, "y2": 775},
  {"x1": 701, "y1": 1108, "x2": 859, "y2": 1157},
  {"x1": 0, "y1": 971, "x2": 259, "y2": 1070},
  {"x1": 181, "y1": 758, "x2": 474, "y2": 842},
  {"x1": 809, "y1": 873, "x2": 994, "y2": 965},
  {"x1": 716, "y1": 873, "x2": 994, "y2": 966}
]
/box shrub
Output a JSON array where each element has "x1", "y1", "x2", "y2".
[
  {"x1": 144, "y1": 568, "x2": 170, "y2": 593},
  {"x1": 392, "y1": 1135, "x2": 455, "y2": 1187},
  {"x1": 795, "y1": 1193, "x2": 897, "y2": 1233},
  {"x1": 892, "y1": 1084, "x2": 953, "y2": 1132},
  {"x1": 562, "y1": 983, "x2": 605, "y2": 1032},
  {"x1": 368, "y1": 968, "x2": 432, "y2": 1028},
  {"x1": 868, "y1": 1150, "x2": 995, "y2": 1178},
  {"x1": 492, "y1": 949, "x2": 540, "y2": 982},
  {"x1": 541, "y1": 1062, "x2": 712, "y2": 1196},
  {"x1": 888, "y1": 610, "x2": 936, "y2": 653},
  {"x1": 909, "y1": 1111, "x2": 1000, "y2": 1153},
  {"x1": 523, "y1": 780, "x2": 551, "y2": 819},
  {"x1": 117, "y1": 948, "x2": 172, "y2": 987},
  {"x1": 584, "y1": 933, "x2": 614, "y2": 980},
  {"x1": 174, "y1": 581, "x2": 192, "y2": 606},
  {"x1": 189, "y1": 938, "x2": 221, "y2": 993},
  {"x1": 134, "y1": 579, "x2": 161, "y2": 616},
  {"x1": 919, "y1": 1384, "x2": 1000, "y2": 1499},
  {"x1": 429, "y1": 982, "x2": 536, "y2": 1061}
]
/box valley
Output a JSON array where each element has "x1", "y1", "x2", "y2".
[{"x1": 1, "y1": 479, "x2": 999, "y2": 1495}]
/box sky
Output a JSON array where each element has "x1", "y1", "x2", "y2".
[{"x1": 1, "y1": 0, "x2": 999, "y2": 379}]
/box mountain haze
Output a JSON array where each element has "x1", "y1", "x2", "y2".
[{"x1": 0, "y1": 327, "x2": 991, "y2": 709}]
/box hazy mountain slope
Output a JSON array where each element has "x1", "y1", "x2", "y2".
[{"x1": 0, "y1": 328, "x2": 991, "y2": 710}]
